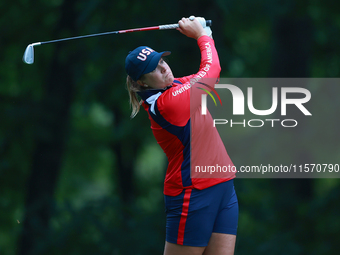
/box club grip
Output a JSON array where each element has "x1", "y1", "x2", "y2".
[{"x1": 206, "y1": 20, "x2": 212, "y2": 27}]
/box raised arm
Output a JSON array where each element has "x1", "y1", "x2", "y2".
[
  {"x1": 156, "y1": 18, "x2": 221, "y2": 124},
  {"x1": 176, "y1": 17, "x2": 220, "y2": 83}
]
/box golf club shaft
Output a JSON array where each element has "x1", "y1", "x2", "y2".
[
  {"x1": 39, "y1": 26, "x2": 157, "y2": 45},
  {"x1": 23, "y1": 18, "x2": 212, "y2": 64},
  {"x1": 36, "y1": 20, "x2": 211, "y2": 45}
]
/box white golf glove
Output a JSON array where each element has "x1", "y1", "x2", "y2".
[{"x1": 189, "y1": 16, "x2": 213, "y2": 38}]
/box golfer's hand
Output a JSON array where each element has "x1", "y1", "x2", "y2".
[{"x1": 177, "y1": 17, "x2": 207, "y2": 40}]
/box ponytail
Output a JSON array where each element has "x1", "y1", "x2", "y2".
[{"x1": 126, "y1": 75, "x2": 146, "y2": 118}]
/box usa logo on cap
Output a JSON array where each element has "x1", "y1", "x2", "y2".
[
  {"x1": 137, "y1": 47, "x2": 155, "y2": 61},
  {"x1": 125, "y1": 46, "x2": 171, "y2": 81}
]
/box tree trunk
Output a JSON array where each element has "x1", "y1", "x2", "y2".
[
  {"x1": 17, "y1": 1, "x2": 77, "y2": 254},
  {"x1": 270, "y1": 15, "x2": 315, "y2": 252}
]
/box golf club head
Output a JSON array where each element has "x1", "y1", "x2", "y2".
[{"x1": 23, "y1": 44, "x2": 34, "y2": 64}]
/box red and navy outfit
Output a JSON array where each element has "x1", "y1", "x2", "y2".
[{"x1": 137, "y1": 35, "x2": 238, "y2": 246}]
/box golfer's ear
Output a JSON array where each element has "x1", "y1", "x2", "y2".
[{"x1": 137, "y1": 80, "x2": 147, "y2": 87}]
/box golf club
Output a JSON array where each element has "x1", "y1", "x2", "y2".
[{"x1": 23, "y1": 16, "x2": 212, "y2": 64}]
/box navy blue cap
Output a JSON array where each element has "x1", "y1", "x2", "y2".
[{"x1": 125, "y1": 46, "x2": 171, "y2": 81}]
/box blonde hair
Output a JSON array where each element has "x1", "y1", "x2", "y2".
[{"x1": 126, "y1": 75, "x2": 147, "y2": 118}]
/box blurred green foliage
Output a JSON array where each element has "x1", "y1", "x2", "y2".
[{"x1": 1, "y1": 0, "x2": 340, "y2": 254}]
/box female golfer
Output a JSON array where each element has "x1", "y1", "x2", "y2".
[{"x1": 125, "y1": 17, "x2": 238, "y2": 255}]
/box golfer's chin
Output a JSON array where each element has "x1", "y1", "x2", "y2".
[{"x1": 166, "y1": 76, "x2": 174, "y2": 86}]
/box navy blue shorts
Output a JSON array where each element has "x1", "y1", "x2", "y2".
[{"x1": 164, "y1": 179, "x2": 238, "y2": 247}]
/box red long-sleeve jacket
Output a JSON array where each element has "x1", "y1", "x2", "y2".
[{"x1": 138, "y1": 36, "x2": 235, "y2": 196}]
